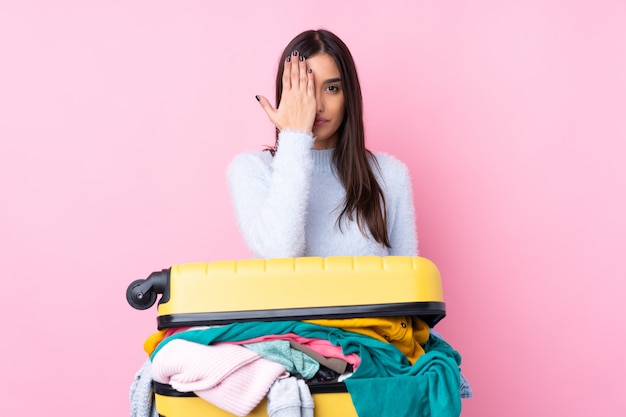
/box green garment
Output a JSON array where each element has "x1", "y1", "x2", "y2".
[
  {"x1": 345, "y1": 336, "x2": 461, "y2": 417},
  {"x1": 151, "y1": 321, "x2": 461, "y2": 417},
  {"x1": 244, "y1": 340, "x2": 320, "y2": 379}
]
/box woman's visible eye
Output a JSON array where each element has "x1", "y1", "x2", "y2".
[{"x1": 325, "y1": 85, "x2": 341, "y2": 93}]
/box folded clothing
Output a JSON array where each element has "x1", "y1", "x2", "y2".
[
  {"x1": 151, "y1": 339, "x2": 286, "y2": 417},
  {"x1": 267, "y1": 376, "x2": 314, "y2": 417},
  {"x1": 151, "y1": 321, "x2": 463, "y2": 417}
]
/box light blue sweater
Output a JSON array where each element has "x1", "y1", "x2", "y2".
[{"x1": 227, "y1": 131, "x2": 418, "y2": 259}]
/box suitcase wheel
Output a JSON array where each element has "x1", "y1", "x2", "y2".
[{"x1": 126, "y1": 279, "x2": 158, "y2": 310}]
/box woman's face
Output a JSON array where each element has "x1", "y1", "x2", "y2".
[{"x1": 306, "y1": 53, "x2": 345, "y2": 150}]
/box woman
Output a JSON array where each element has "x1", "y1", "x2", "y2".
[
  {"x1": 228, "y1": 29, "x2": 418, "y2": 259},
  {"x1": 228, "y1": 28, "x2": 472, "y2": 401}
]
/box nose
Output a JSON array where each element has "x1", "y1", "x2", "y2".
[{"x1": 316, "y1": 91, "x2": 324, "y2": 113}]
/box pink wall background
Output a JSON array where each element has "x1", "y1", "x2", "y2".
[{"x1": 1, "y1": 0, "x2": 624, "y2": 416}]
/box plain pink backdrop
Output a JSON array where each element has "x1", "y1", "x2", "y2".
[{"x1": 1, "y1": 1, "x2": 624, "y2": 416}]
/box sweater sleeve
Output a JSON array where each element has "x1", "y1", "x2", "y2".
[
  {"x1": 227, "y1": 131, "x2": 315, "y2": 258},
  {"x1": 377, "y1": 155, "x2": 419, "y2": 256}
]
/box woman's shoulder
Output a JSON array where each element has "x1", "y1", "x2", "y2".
[
  {"x1": 231, "y1": 149, "x2": 273, "y2": 165},
  {"x1": 228, "y1": 150, "x2": 273, "y2": 176},
  {"x1": 371, "y1": 152, "x2": 411, "y2": 177}
]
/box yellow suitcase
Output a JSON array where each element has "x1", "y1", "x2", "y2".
[{"x1": 127, "y1": 256, "x2": 447, "y2": 417}]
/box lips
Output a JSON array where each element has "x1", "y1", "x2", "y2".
[{"x1": 314, "y1": 118, "x2": 329, "y2": 127}]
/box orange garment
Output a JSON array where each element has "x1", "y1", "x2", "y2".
[
  {"x1": 144, "y1": 326, "x2": 194, "y2": 355},
  {"x1": 144, "y1": 329, "x2": 168, "y2": 356},
  {"x1": 304, "y1": 316, "x2": 429, "y2": 364}
]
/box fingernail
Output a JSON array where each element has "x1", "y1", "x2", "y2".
[
  {"x1": 299, "y1": 54, "x2": 305, "y2": 62},
  {"x1": 255, "y1": 95, "x2": 260, "y2": 101},
  {"x1": 286, "y1": 56, "x2": 291, "y2": 62},
  {"x1": 308, "y1": 68, "x2": 312, "y2": 73},
  {"x1": 293, "y1": 50, "x2": 298, "y2": 57}
]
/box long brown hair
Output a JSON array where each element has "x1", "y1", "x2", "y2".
[{"x1": 269, "y1": 29, "x2": 391, "y2": 248}]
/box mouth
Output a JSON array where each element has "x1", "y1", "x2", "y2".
[{"x1": 314, "y1": 118, "x2": 329, "y2": 127}]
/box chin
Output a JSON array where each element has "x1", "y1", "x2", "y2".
[
  {"x1": 312, "y1": 129, "x2": 332, "y2": 142},
  {"x1": 312, "y1": 128, "x2": 339, "y2": 149}
]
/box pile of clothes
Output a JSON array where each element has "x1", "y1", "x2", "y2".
[{"x1": 130, "y1": 317, "x2": 471, "y2": 417}]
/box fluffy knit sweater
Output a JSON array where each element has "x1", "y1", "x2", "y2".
[{"x1": 227, "y1": 131, "x2": 418, "y2": 259}]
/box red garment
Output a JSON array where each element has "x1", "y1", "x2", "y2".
[{"x1": 223, "y1": 332, "x2": 361, "y2": 371}]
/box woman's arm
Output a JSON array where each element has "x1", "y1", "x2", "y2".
[
  {"x1": 228, "y1": 51, "x2": 318, "y2": 258},
  {"x1": 377, "y1": 154, "x2": 419, "y2": 256},
  {"x1": 228, "y1": 131, "x2": 315, "y2": 258}
]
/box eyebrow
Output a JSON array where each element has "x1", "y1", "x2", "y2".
[{"x1": 323, "y1": 77, "x2": 342, "y2": 84}]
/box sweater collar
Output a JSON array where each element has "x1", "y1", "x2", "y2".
[{"x1": 311, "y1": 148, "x2": 335, "y2": 173}]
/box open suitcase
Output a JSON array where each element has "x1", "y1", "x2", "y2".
[{"x1": 127, "y1": 256, "x2": 447, "y2": 417}]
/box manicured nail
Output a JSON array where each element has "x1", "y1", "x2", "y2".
[
  {"x1": 293, "y1": 50, "x2": 298, "y2": 57},
  {"x1": 308, "y1": 68, "x2": 312, "y2": 73},
  {"x1": 299, "y1": 54, "x2": 305, "y2": 62},
  {"x1": 255, "y1": 95, "x2": 260, "y2": 101},
  {"x1": 286, "y1": 56, "x2": 291, "y2": 62}
]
